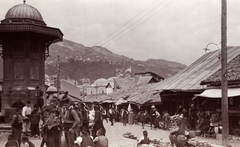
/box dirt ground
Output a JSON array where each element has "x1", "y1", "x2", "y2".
[{"x1": 0, "y1": 122, "x2": 239, "y2": 147}]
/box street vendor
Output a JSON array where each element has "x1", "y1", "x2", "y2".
[
  {"x1": 137, "y1": 130, "x2": 150, "y2": 147},
  {"x1": 185, "y1": 125, "x2": 196, "y2": 147},
  {"x1": 169, "y1": 121, "x2": 187, "y2": 147}
]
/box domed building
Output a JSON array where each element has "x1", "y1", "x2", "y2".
[
  {"x1": 46, "y1": 85, "x2": 58, "y2": 94},
  {"x1": 0, "y1": 1, "x2": 63, "y2": 121},
  {"x1": 4, "y1": 2, "x2": 44, "y2": 25}
]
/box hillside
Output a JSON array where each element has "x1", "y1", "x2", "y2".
[
  {"x1": 0, "y1": 39, "x2": 186, "y2": 82},
  {"x1": 45, "y1": 40, "x2": 186, "y2": 83}
]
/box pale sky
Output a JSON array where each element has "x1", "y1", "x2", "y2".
[{"x1": 1, "y1": 0, "x2": 240, "y2": 65}]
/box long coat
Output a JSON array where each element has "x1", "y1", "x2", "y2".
[{"x1": 92, "y1": 110, "x2": 105, "y2": 138}]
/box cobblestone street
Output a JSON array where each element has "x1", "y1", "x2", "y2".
[{"x1": 0, "y1": 121, "x2": 240, "y2": 147}]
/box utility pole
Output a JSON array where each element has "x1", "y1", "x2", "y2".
[
  {"x1": 221, "y1": 0, "x2": 229, "y2": 146},
  {"x1": 57, "y1": 55, "x2": 61, "y2": 98},
  {"x1": 95, "y1": 84, "x2": 98, "y2": 100}
]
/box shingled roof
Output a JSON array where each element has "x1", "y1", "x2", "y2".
[
  {"x1": 122, "y1": 82, "x2": 162, "y2": 105},
  {"x1": 137, "y1": 76, "x2": 154, "y2": 85},
  {"x1": 83, "y1": 94, "x2": 112, "y2": 103},
  {"x1": 155, "y1": 46, "x2": 240, "y2": 91},
  {"x1": 109, "y1": 78, "x2": 162, "y2": 105},
  {"x1": 201, "y1": 53, "x2": 240, "y2": 86},
  {"x1": 128, "y1": 88, "x2": 161, "y2": 105},
  {"x1": 108, "y1": 77, "x2": 137, "y2": 100}
]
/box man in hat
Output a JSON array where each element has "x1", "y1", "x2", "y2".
[
  {"x1": 150, "y1": 105, "x2": 157, "y2": 130},
  {"x1": 62, "y1": 98, "x2": 80, "y2": 147}
]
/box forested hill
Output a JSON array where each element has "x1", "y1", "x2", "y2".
[
  {"x1": 45, "y1": 39, "x2": 186, "y2": 84},
  {"x1": 0, "y1": 40, "x2": 186, "y2": 83}
]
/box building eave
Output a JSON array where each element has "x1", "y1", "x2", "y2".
[{"x1": 0, "y1": 23, "x2": 63, "y2": 43}]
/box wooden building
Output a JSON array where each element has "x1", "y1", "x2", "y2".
[
  {"x1": 199, "y1": 53, "x2": 240, "y2": 113},
  {"x1": 0, "y1": 1, "x2": 63, "y2": 119},
  {"x1": 155, "y1": 47, "x2": 240, "y2": 115},
  {"x1": 135, "y1": 71, "x2": 164, "y2": 85}
]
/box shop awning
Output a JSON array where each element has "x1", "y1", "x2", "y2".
[
  {"x1": 115, "y1": 98, "x2": 128, "y2": 105},
  {"x1": 196, "y1": 88, "x2": 240, "y2": 98},
  {"x1": 101, "y1": 99, "x2": 114, "y2": 103}
]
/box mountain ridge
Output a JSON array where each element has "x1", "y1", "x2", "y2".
[
  {"x1": 45, "y1": 39, "x2": 186, "y2": 83},
  {"x1": 0, "y1": 39, "x2": 186, "y2": 83}
]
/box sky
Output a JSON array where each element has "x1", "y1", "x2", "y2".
[{"x1": 1, "y1": 0, "x2": 240, "y2": 65}]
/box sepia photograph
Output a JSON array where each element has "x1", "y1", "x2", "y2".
[{"x1": 0, "y1": 0, "x2": 240, "y2": 146}]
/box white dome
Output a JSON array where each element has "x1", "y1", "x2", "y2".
[
  {"x1": 46, "y1": 86, "x2": 57, "y2": 93},
  {"x1": 107, "y1": 77, "x2": 116, "y2": 82},
  {"x1": 92, "y1": 78, "x2": 107, "y2": 86}
]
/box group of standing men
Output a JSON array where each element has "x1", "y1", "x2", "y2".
[
  {"x1": 11, "y1": 91, "x2": 106, "y2": 147},
  {"x1": 41, "y1": 93, "x2": 106, "y2": 147}
]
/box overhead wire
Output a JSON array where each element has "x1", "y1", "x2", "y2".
[
  {"x1": 81, "y1": 0, "x2": 165, "y2": 59},
  {"x1": 80, "y1": 0, "x2": 175, "y2": 60},
  {"x1": 103, "y1": 0, "x2": 175, "y2": 48},
  {"x1": 93, "y1": 0, "x2": 159, "y2": 46},
  {"x1": 99, "y1": 0, "x2": 168, "y2": 47}
]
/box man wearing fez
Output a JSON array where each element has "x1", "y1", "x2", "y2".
[{"x1": 62, "y1": 97, "x2": 80, "y2": 147}]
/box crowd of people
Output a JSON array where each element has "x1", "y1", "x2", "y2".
[
  {"x1": 6, "y1": 90, "x2": 223, "y2": 147},
  {"x1": 120, "y1": 103, "x2": 221, "y2": 147},
  {"x1": 8, "y1": 91, "x2": 109, "y2": 147}
]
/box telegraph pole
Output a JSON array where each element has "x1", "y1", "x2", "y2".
[
  {"x1": 95, "y1": 84, "x2": 98, "y2": 100},
  {"x1": 57, "y1": 55, "x2": 61, "y2": 98},
  {"x1": 221, "y1": 0, "x2": 229, "y2": 146}
]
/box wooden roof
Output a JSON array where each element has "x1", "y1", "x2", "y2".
[
  {"x1": 60, "y1": 79, "x2": 80, "y2": 98},
  {"x1": 201, "y1": 53, "x2": 240, "y2": 86},
  {"x1": 83, "y1": 94, "x2": 112, "y2": 103},
  {"x1": 155, "y1": 46, "x2": 240, "y2": 91},
  {"x1": 81, "y1": 77, "x2": 162, "y2": 105},
  {"x1": 137, "y1": 76, "x2": 153, "y2": 85},
  {"x1": 119, "y1": 82, "x2": 161, "y2": 105},
  {"x1": 135, "y1": 71, "x2": 164, "y2": 79},
  {"x1": 128, "y1": 90, "x2": 161, "y2": 105}
]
